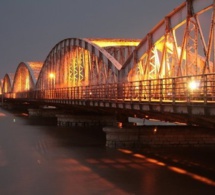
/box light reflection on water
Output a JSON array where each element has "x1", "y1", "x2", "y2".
[
  {"x1": 0, "y1": 112, "x2": 6, "y2": 116},
  {"x1": 119, "y1": 148, "x2": 215, "y2": 187},
  {"x1": 0, "y1": 108, "x2": 215, "y2": 194}
]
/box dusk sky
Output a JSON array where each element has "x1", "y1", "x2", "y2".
[{"x1": 0, "y1": 0, "x2": 183, "y2": 79}]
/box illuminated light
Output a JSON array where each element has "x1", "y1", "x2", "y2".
[
  {"x1": 153, "y1": 126, "x2": 157, "y2": 133},
  {"x1": 155, "y1": 161, "x2": 166, "y2": 166},
  {"x1": 117, "y1": 122, "x2": 123, "y2": 128},
  {"x1": 174, "y1": 122, "x2": 187, "y2": 125},
  {"x1": 133, "y1": 154, "x2": 146, "y2": 159},
  {"x1": 188, "y1": 80, "x2": 199, "y2": 90},
  {"x1": 25, "y1": 77, "x2": 30, "y2": 90},
  {"x1": 145, "y1": 158, "x2": 166, "y2": 166},
  {"x1": 191, "y1": 174, "x2": 215, "y2": 186},
  {"x1": 21, "y1": 113, "x2": 28, "y2": 117},
  {"x1": 168, "y1": 166, "x2": 215, "y2": 186},
  {"x1": 49, "y1": 73, "x2": 55, "y2": 79},
  {"x1": 89, "y1": 92, "x2": 92, "y2": 95},
  {"x1": 118, "y1": 149, "x2": 133, "y2": 154},
  {"x1": 133, "y1": 154, "x2": 166, "y2": 166},
  {"x1": 0, "y1": 112, "x2": 6, "y2": 117},
  {"x1": 155, "y1": 41, "x2": 174, "y2": 53},
  {"x1": 90, "y1": 39, "x2": 140, "y2": 48},
  {"x1": 168, "y1": 166, "x2": 187, "y2": 174},
  {"x1": 166, "y1": 41, "x2": 173, "y2": 51}
]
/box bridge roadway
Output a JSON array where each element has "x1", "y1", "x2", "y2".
[
  {"x1": 3, "y1": 94, "x2": 215, "y2": 128},
  {"x1": 2, "y1": 72, "x2": 215, "y2": 128}
]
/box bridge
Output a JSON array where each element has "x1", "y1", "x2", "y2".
[{"x1": 1, "y1": 0, "x2": 215, "y2": 128}]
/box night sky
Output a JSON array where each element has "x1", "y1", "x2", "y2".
[{"x1": 0, "y1": 0, "x2": 183, "y2": 79}]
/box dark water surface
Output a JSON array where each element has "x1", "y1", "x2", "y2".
[{"x1": 0, "y1": 108, "x2": 215, "y2": 195}]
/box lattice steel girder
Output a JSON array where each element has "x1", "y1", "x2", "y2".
[
  {"x1": 121, "y1": 0, "x2": 214, "y2": 81},
  {"x1": 36, "y1": 38, "x2": 122, "y2": 90},
  {"x1": 12, "y1": 62, "x2": 39, "y2": 92},
  {"x1": 2, "y1": 74, "x2": 13, "y2": 93}
]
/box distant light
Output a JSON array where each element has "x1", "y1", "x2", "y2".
[
  {"x1": 117, "y1": 122, "x2": 123, "y2": 128},
  {"x1": 153, "y1": 126, "x2": 157, "y2": 133}
]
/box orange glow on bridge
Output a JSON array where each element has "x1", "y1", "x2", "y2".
[{"x1": 90, "y1": 38, "x2": 140, "y2": 47}]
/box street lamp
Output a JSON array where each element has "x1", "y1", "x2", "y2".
[
  {"x1": 49, "y1": 73, "x2": 55, "y2": 89},
  {"x1": 188, "y1": 80, "x2": 199, "y2": 91},
  {"x1": 48, "y1": 73, "x2": 56, "y2": 99}
]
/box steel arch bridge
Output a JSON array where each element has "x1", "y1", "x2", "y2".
[{"x1": 1, "y1": 0, "x2": 215, "y2": 127}]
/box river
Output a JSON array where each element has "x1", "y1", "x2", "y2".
[{"x1": 0, "y1": 107, "x2": 214, "y2": 195}]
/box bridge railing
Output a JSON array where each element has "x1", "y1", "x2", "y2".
[{"x1": 3, "y1": 73, "x2": 215, "y2": 104}]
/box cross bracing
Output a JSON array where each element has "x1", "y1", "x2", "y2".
[{"x1": 1, "y1": 0, "x2": 215, "y2": 103}]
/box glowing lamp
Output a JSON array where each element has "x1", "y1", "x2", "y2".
[
  {"x1": 188, "y1": 80, "x2": 199, "y2": 90},
  {"x1": 49, "y1": 73, "x2": 55, "y2": 79}
]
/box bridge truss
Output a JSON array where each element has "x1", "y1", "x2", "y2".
[{"x1": 1, "y1": 0, "x2": 215, "y2": 127}]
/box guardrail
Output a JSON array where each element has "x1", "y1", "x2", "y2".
[{"x1": 2, "y1": 73, "x2": 215, "y2": 104}]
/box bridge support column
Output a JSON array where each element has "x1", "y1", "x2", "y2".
[
  {"x1": 28, "y1": 108, "x2": 61, "y2": 118},
  {"x1": 56, "y1": 114, "x2": 116, "y2": 127},
  {"x1": 103, "y1": 127, "x2": 143, "y2": 148},
  {"x1": 103, "y1": 126, "x2": 215, "y2": 148}
]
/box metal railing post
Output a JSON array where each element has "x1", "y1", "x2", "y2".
[
  {"x1": 172, "y1": 78, "x2": 176, "y2": 104},
  {"x1": 203, "y1": 74, "x2": 207, "y2": 105},
  {"x1": 160, "y1": 79, "x2": 163, "y2": 103}
]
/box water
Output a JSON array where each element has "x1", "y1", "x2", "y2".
[{"x1": 0, "y1": 108, "x2": 214, "y2": 195}]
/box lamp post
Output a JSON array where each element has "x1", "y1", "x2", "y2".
[
  {"x1": 188, "y1": 80, "x2": 199, "y2": 91},
  {"x1": 49, "y1": 73, "x2": 55, "y2": 89},
  {"x1": 188, "y1": 79, "x2": 200, "y2": 101},
  {"x1": 49, "y1": 73, "x2": 55, "y2": 99}
]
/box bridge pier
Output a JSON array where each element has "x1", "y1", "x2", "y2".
[
  {"x1": 28, "y1": 108, "x2": 117, "y2": 127},
  {"x1": 103, "y1": 126, "x2": 215, "y2": 148},
  {"x1": 56, "y1": 114, "x2": 116, "y2": 127},
  {"x1": 28, "y1": 108, "x2": 61, "y2": 118}
]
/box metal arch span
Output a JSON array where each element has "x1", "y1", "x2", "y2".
[
  {"x1": 121, "y1": 0, "x2": 215, "y2": 81},
  {"x1": 2, "y1": 73, "x2": 14, "y2": 93},
  {"x1": 36, "y1": 38, "x2": 129, "y2": 90},
  {"x1": 12, "y1": 62, "x2": 43, "y2": 93}
]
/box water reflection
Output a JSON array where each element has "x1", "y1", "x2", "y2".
[
  {"x1": 0, "y1": 108, "x2": 215, "y2": 195},
  {"x1": 119, "y1": 148, "x2": 215, "y2": 187},
  {"x1": 0, "y1": 112, "x2": 5, "y2": 116}
]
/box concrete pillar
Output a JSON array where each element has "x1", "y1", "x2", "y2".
[
  {"x1": 103, "y1": 126, "x2": 215, "y2": 148},
  {"x1": 28, "y1": 108, "x2": 61, "y2": 117},
  {"x1": 103, "y1": 126, "x2": 142, "y2": 148},
  {"x1": 56, "y1": 114, "x2": 116, "y2": 127}
]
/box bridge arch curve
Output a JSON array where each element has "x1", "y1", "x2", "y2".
[
  {"x1": 121, "y1": 0, "x2": 215, "y2": 82},
  {"x1": 12, "y1": 62, "x2": 43, "y2": 93},
  {"x1": 2, "y1": 73, "x2": 14, "y2": 93},
  {"x1": 36, "y1": 38, "x2": 123, "y2": 90}
]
